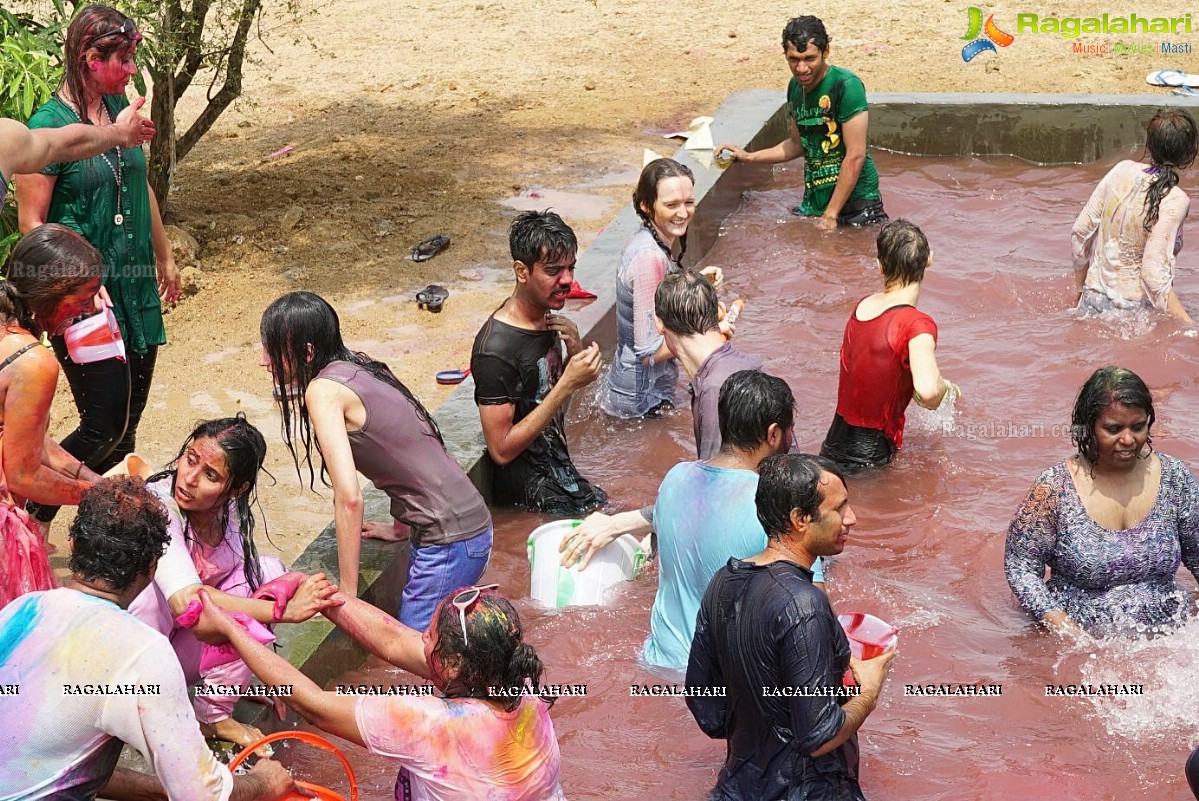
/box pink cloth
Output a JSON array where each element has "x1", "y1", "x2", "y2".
[
  {"x1": 0, "y1": 426, "x2": 57, "y2": 609},
  {"x1": 128, "y1": 494, "x2": 285, "y2": 723}
]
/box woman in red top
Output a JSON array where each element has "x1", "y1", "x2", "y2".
[{"x1": 820, "y1": 219, "x2": 959, "y2": 470}]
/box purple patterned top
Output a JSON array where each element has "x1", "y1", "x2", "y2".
[{"x1": 1004, "y1": 454, "x2": 1199, "y2": 633}]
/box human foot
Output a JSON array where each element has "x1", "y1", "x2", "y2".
[{"x1": 362, "y1": 520, "x2": 408, "y2": 542}]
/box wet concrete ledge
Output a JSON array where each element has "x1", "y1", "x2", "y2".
[{"x1": 252, "y1": 90, "x2": 1199, "y2": 719}]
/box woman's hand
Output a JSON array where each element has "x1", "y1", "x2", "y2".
[
  {"x1": 157, "y1": 257, "x2": 181, "y2": 305},
  {"x1": 193, "y1": 590, "x2": 239, "y2": 638},
  {"x1": 280, "y1": 572, "x2": 343, "y2": 624}
]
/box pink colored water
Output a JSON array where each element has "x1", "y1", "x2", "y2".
[{"x1": 285, "y1": 151, "x2": 1199, "y2": 800}]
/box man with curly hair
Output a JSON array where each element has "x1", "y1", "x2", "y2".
[{"x1": 0, "y1": 476, "x2": 301, "y2": 800}]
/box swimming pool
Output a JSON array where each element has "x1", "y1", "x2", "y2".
[{"x1": 278, "y1": 144, "x2": 1199, "y2": 799}]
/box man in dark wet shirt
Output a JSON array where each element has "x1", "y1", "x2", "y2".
[{"x1": 685, "y1": 453, "x2": 895, "y2": 800}]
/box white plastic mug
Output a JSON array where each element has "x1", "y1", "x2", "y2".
[{"x1": 64, "y1": 308, "x2": 125, "y2": 364}]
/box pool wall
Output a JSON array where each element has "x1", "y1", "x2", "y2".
[{"x1": 253, "y1": 90, "x2": 1199, "y2": 718}]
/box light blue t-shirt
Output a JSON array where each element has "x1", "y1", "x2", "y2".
[{"x1": 642, "y1": 461, "x2": 824, "y2": 671}]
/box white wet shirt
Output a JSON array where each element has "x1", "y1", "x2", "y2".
[{"x1": 0, "y1": 588, "x2": 233, "y2": 800}]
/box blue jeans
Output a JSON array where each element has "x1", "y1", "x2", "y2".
[{"x1": 398, "y1": 526, "x2": 493, "y2": 630}]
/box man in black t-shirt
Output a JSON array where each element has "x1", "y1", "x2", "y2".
[{"x1": 470, "y1": 210, "x2": 606, "y2": 515}]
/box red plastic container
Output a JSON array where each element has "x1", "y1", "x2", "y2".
[{"x1": 837, "y1": 612, "x2": 898, "y2": 685}]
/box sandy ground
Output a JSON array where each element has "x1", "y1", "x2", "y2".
[{"x1": 43, "y1": 0, "x2": 1191, "y2": 566}]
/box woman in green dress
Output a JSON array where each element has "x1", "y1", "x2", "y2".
[{"x1": 15, "y1": 4, "x2": 179, "y2": 541}]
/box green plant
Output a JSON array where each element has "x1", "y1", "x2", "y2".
[{"x1": 0, "y1": 5, "x2": 66, "y2": 266}]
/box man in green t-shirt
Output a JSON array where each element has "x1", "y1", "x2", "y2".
[{"x1": 718, "y1": 15, "x2": 887, "y2": 229}]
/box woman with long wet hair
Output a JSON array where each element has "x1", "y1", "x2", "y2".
[
  {"x1": 16, "y1": 4, "x2": 180, "y2": 541},
  {"x1": 1005, "y1": 367, "x2": 1199, "y2": 636},
  {"x1": 128, "y1": 414, "x2": 338, "y2": 749},
  {"x1": 259, "y1": 291, "x2": 493, "y2": 628},
  {"x1": 1072, "y1": 108, "x2": 1198, "y2": 323}
]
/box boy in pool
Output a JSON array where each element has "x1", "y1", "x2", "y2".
[{"x1": 717, "y1": 15, "x2": 887, "y2": 228}]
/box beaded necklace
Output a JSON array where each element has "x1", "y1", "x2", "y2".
[{"x1": 59, "y1": 93, "x2": 128, "y2": 227}]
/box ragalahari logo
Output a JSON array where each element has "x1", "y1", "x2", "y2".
[{"x1": 961, "y1": 7, "x2": 1015, "y2": 61}]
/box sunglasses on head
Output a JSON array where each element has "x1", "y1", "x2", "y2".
[
  {"x1": 85, "y1": 19, "x2": 142, "y2": 48},
  {"x1": 451, "y1": 584, "x2": 499, "y2": 648}
]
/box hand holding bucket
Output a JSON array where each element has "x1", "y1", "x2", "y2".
[
  {"x1": 838, "y1": 612, "x2": 898, "y2": 685},
  {"x1": 64, "y1": 308, "x2": 125, "y2": 364},
  {"x1": 229, "y1": 731, "x2": 358, "y2": 800}
]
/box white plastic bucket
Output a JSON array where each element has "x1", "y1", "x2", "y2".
[
  {"x1": 527, "y1": 519, "x2": 646, "y2": 607},
  {"x1": 64, "y1": 308, "x2": 125, "y2": 364}
]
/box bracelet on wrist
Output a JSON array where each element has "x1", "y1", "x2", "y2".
[{"x1": 72, "y1": 462, "x2": 85, "y2": 480}]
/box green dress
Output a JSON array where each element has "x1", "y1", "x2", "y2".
[{"x1": 27, "y1": 94, "x2": 165, "y2": 354}]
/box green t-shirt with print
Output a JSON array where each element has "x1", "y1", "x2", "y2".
[{"x1": 787, "y1": 64, "x2": 881, "y2": 216}]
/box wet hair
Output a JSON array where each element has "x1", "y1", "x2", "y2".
[
  {"x1": 62, "y1": 6, "x2": 140, "y2": 114},
  {"x1": 509, "y1": 210, "x2": 577, "y2": 270},
  {"x1": 876, "y1": 218, "x2": 929, "y2": 287},
  {"x1": 1, "y1": 223, "x2": 102, "y2": 334},
  {"x1": 1071, "y1": 367, "x2": 1155, "y2": 466},
  {"x1": 69, "y1": 476, "x2": 169, "y2": 592},
  {"x1": 655, "y1": 270, "x2": 719, "y2": 336},
  {"x1": 260, "y1": 291, "x2": 444, "y2": 490},
  {"x1": 148, "y1": 414, "x2": 271, "y2": 592},
  {"x1": 428, "y1": 588, "x2": 550, "y2": 712},
  {"x1": 1142, "y1": 109, "x2": 1198, "y2": 231},
  {"x1": 633, "y1": 158, "x2": 694, "y2": 266},
  {"x1": 718, "y1": 370, "x2": 795, "y2": 453},
  {"x1": 756, "y1": 453, "x2": 845, "y2": 540},
  {"x1": 782, "y1": 15, "x2": 830, "y2": 53}
]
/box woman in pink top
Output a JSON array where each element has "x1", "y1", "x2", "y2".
[
  {"x1": 1072, "y1": 108, "x2": 1198, "y2": 323},
  {"x1": 129, "y1": 415, "x2": 339, "y2": 750},
  {"x1": 199, "y1": 583, "x2": 566, "y2": 801}
]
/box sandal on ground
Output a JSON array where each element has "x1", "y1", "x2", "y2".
[
  {"x1": 411, "y1": 235, "x2": 451, "y2": 262},
  {"x1": 416, "y1": 284, "x2": 450, "y2": 313}
]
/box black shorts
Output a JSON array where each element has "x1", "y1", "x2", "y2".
[
  {"x1": 819, "y1": 414, "x2": 897, "y2": 472},
  {"x1": 836, "y1": 198, "x2": 889, "y2": 227}
]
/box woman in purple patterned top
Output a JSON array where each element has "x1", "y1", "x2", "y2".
[{"x1": 1005, "y1": 367, "x2": 1199, "y2": 636}]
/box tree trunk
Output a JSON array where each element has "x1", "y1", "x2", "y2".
[{"x1": 147, "y1": 66, "x2": 176, "y2": 211}]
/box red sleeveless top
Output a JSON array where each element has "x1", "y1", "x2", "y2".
[{"x1": 834, "y1": 300, "x2": 938, "y2": 448}]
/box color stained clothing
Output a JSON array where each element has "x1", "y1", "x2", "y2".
[
  {"x1": 0, "y1": 589, "x2": 234, "y2": 800},
  {"x1": 822, "y1": 301, "x2": 937, "y2": 465},
  {"x1": 0, "y1": 340, "x2": 57, "y2": 609},
  {"x1": 28, "y1": 95, "x2": 165, "y2": 354},
  {"x1": 1072, "y1": 160, "x2": 1190, "y2": 312},
  {"x1": 689, "y1": 342, "x2": 763, "y2": 461},
  {"x1": 317, "y1": 361, "x2": 492, "y2": 547},
  {"x1": 472, "y1": 315, "x2": 606, "y2": 515},
  {"x1": 128, "y1": 478, "x2": 286, "y2": 724},
  {"x1": 787, "y1": 65, "x2": 881, "y2": 217},
  {"x1": 600, "y1": 226, "x2": 679, "y2": 418},
  {"x1": 686, "y1": 558, "x2": 859, "y2": 801},
  {"x1": 355, "y1": 694, "x2": 566, "y2": 801},
  {"x1": 645, "y1": 462, "x2": 824, "y2": 671},
  {"x1": 1004, "y1": 454, "x2": 1199, "y2": 633}
]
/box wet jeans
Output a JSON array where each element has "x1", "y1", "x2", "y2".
[
  {"x1": 28, "y1": 340, "x2": 158, "y2": 524},
  {"x1": 399, "y1": 526, "x2": 493, "y2": 631}
]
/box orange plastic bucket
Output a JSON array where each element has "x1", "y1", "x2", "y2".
[{"x1": 229, "y1": 731, "x2": 358, "y2": 801}]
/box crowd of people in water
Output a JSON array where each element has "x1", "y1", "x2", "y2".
[{"x1": 0, "y1": 5, "x2": 1197, "y2": 801}]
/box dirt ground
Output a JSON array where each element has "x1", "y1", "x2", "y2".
[{"x1": 44, "y1": 0, "x2": 1189, "y2": 565}]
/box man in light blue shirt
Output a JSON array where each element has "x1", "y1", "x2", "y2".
[{"x1": 643, "y1": 370, "x2": 823, "y2": 671}]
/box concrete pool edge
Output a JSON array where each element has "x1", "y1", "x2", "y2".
[{"x1": 259, "y1": 89, "x2": 1199, "y2": 716}]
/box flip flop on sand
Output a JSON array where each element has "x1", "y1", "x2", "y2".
[
  {"x1": 416, "y1": 284, "x2": 450, "y2": 313},
  {"x1": 411, "y1": 234, "x2": 451, "y2": 262},
  {"x1": 1146, "y1": 69, "x2": 1199, "y2": 88}
]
